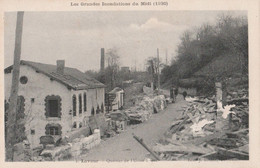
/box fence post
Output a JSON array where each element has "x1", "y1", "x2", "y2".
[{"x1": 215, "y1": 82, "x2": 229, "y2": 131}]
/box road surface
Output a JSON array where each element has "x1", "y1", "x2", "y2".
[{"x1": 79, "y1": 95, "x2": 187, "y2": 161}]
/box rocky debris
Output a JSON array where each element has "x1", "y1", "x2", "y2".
[
  {"x1": 41, "y1": 144, "x2": 72, "y2": 161},
  {"x1": 152, "y1": 90, "x2": 249, "y2": 161},
  {"x1": 39, "y1": 135, "x2": 64, "y2": 149},
  {"x1": 103, "y1": 112, "x2": 129, "y2": 137},
  {"x1": 103, "y1": 94, "x2": 167, "y2": 138},
  {"x1": 109, "y1": 111, "x2": 129, "y2": 121},
  {"x1": 106, "y1": 94, "x2": 166, "y2": 126},
  {"x1": 64, "y1": 127, "x2": 92, "y2": 143},
  {"x1": 143, "y1": 86, "x2": 153, "y2": 95},
  {"x1": 39, "y1": 129, "x2": 101, "y2": 161},
  {"x1": 153, "y1": 95, "x2": 167, "y2": 113},
  {"x1": 125, "y1": 95, "x2": 167, "y2": 124},
  {"x1": 109, "y1": 112, "x2": 128, "y2": 133}
]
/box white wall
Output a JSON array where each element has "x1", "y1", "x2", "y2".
[
  {"x1": 65, "y1": 87, "x2": 105, "y2": 129},
  {"x1": 5, "y1": 65, "x2": 71, "y2": 148},
  {"x1": 5, "y1": 65, "x2": 105, "y2": 148}
]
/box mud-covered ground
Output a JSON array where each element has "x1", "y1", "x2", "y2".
[{"x1": 79, "y1": 95, "x2": 187, "y2": 161}]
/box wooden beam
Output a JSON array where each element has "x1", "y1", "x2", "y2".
[
  {"x1": 217, "y1": 147, "x2": 249, "y2": 160},
  {"x1": 133, "y1": 133, "x2": 161, "y2": 161},
  {"x1": 182, "y1": 131, "x2": 227, "y2": 146},
  {"x1": 153, "y1": 143, "x2": 214, "y2": 155},
  {"x1": 6, "y1": 11, "x2": 24, "y2": 161}
]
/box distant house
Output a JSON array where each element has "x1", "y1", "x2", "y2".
[
  {"x1": 121, "y1": 66, "x2": 130, "y2": 73},
  {"x1": 4, "y1": 60, "x2": 105, "y2": 148}
]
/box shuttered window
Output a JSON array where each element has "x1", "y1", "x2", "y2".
[
  {"x1": 73, "y1": 95, "x2": 76, "y2": 116},
  {"x1": 84, "y1": 92, "x2": 87, "y2": 112},
  {"x1": 91, "y1": 107, "x2": 95, "y2": 116},
  {"x1": 96, "y1": 104, "x2": 100, "y2": 114},
  {"x1": 79, "y1": 94, "x2": 82, "y2": 114},
  {"x1": 101, "y1": 103, "x2": 104, "y2": 113},
  {"x1": 45, "y1": 124, "x2": 62, "y2": 135},
  {"x1": 45, "y1": 95, "x2": 61, "y2": 118}
]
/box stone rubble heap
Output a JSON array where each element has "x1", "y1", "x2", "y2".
[
  {"x1": 124, "y1": 95, "x2": 167, "y2": 124},
  {"x1": 104, "y1": 94, "x2": 167, "y2": 137}
]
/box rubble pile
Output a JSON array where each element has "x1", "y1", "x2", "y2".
[
  {"x1": 104, "y1": 112, "x2": 129, "y2": 137},
  {"x1": 143, "y1": 86, "x2": 153, "y2": 95},
  {"x1": 125, "y1": 95, "x2": 167, "y2": 124},
  {"x1": 226, "y1": 88, "x2": 249, "y2": 129},
  {"x1": 37, "y1": 129, "x2": 101, "y2": 161},
  {"x1": 152, "y1": 92, "x2": 249, "y2": 161},
  {"x1": 103, "y1": 94, "x2": 167, "y2": 137}
]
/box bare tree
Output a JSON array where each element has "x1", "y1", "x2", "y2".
[
  {"x1": 105, "y1": 48, "x2": 120, "y2": 90},
  {"x1": 146, "y1": 56, "x2": 164, "y2": 89},
  {"x1": 106, "y1": 48, "x2": 120, "y2": 67}
]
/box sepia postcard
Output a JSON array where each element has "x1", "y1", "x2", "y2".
[{"x1": 0, "y1": 0, "x2": 259, "y2": 168}]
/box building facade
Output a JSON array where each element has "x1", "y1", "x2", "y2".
[{"x1": 4, "y1": 60, "x2": 105, "y2": 148}]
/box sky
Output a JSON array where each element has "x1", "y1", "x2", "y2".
[{"x1": 4, "y1": 11, "x2": 247, "y2": 72}]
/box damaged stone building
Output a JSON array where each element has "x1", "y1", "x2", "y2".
[{"x1": 4, "y1": 60, "x2": 105, "y2": 149}]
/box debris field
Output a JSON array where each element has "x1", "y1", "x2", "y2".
[{"x1": 151, "y1": 89, "x2": 249, "y2": 161}]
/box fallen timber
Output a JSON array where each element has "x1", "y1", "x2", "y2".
[
  {"x1": 133, "y1": 133, "x2": 161, "y2": 161},
  {"x1": 151, "y1": 90, "x2": 249, "y2": 161}
]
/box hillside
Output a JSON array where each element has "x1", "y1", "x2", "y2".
[
  {"x1": 193, "y1": 53, "x2": 245, "y2": 78},
  {"x1": 161, "y1": 51, "x2": 248, "y2": 96},
  {"x1": 160, "y1": 15, "x2": 248, "y2": 95}
]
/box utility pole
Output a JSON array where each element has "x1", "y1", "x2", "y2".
[
  {"x1": 6, "y1": 11, "x2": 24, "y2": 161},
  {"x1": 149, "y1": 59, "x2": 154, "y2": 90},
  {"x1": 157, "y1": 48, "x2": 160, "y2": 92}
]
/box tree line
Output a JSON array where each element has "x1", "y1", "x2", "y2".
[{"x1": 161, "y1": 14, "x2": 248, "y2": 87}]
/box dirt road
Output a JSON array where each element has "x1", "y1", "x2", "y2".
[{"x1": 79, "y1": 95, "x2": 187, "y2": 161}]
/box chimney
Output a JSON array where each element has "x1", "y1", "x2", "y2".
[
  {"x1": 100, "y1": 48, "x2": 105, "y2": 71},
  {"x1": 56, "y1": 60, "x2": 65, "y2": 74}
]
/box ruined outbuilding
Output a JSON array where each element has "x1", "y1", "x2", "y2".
[{"x1": 106, "y1": 87, "x2": 124, "y2": 111}]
